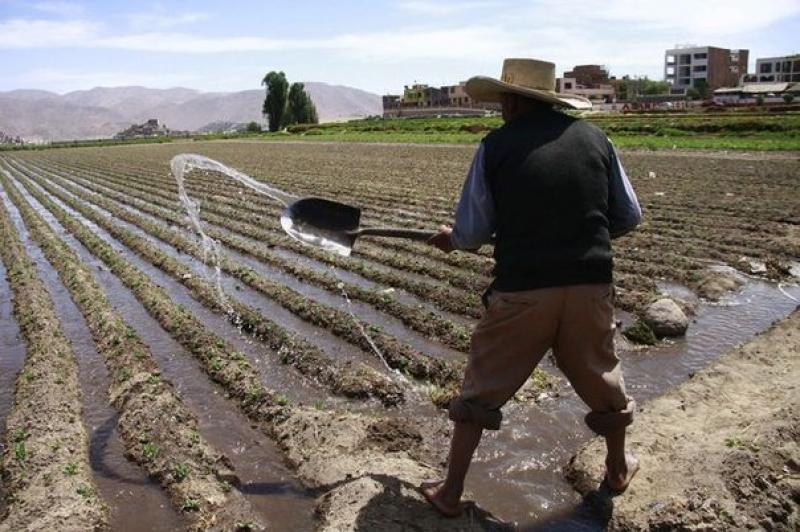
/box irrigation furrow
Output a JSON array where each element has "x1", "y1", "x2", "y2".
[
  {"x1": 1, "y1": 188, "x2": 185, "y2": 531},
  {"x1": 8, "y1": 176, "x2": 321, "y2": 530},
  {"x1": 0, "y1": 171, "x2": 266, "y2": 530},
  {"x1": 14, "y1": 164, "x2": 464, "y2": 392},
  {"x1": 0, "y1": 251, "x2": 27, "y2": 521},
  {"x1": 4, "y1": 154, "x2": 484, "y2": 529},
  {"x1": 74, "y1": 161, "x2": 497, "y2": 273},
  {"x1": 33, "y1": 158, "x2": 493, "y2": 293},
  {"x1": 22, "y1": 157, "x2": 485, "y2": 319},
  {"x1": 22, "y1": 159, "x2": 474, "y2": 357},
  {"x1": 14, "y1": 167, "x2": 403, "y2": 406},
  {"x1": 0, "y1": 194, "x2": 108, "y2": 530}
]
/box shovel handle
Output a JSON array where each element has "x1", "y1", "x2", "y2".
[{"x1": 356, "y1": 227, "x2": 437, "y2": 241}]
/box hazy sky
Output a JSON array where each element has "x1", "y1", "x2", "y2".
[{"x1": 1, "y1": 0, "x2": 798, "y2": 94}]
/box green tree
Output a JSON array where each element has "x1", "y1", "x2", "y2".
[
  {"x1": 262, "y1": 71, "x2": 289, "y2": 132},
  {"x1": 693, "y1": 79, "x2": 709, "y2": 99},
  {"x1": 641, "y1": 79, "x2": 670, "y2": 95},
  {"x1": 245, "y1": 121, "x2": 262, "y2": 133},
  {"x1": 286, "y1": 82, "x2": 319, "y2": 125}
]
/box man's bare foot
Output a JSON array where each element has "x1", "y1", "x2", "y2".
[
  {"x1": 605, "y1": 454, "x2": 639, "y2": 493},
  {"x1": 419, "y1": 480, "x2": 464, "y2": 518}
]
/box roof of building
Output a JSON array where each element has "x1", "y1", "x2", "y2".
[{"x1": 714, "y1": 82, "x2": 796, "y2": 95}]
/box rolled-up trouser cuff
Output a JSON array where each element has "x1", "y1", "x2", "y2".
[
  {"x1": 448, "y1": 397, "x2": 502, "y2": 430},
  {"x1": 584, "y1": 397, "x2": 636, "y2": 436}
]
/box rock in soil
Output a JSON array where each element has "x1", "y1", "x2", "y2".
[
  {"x1": 566, "y1": 309, "x2": 800, "y2": 530},
  {"x1": 643, "y1": 298, "x2": 689, "y2": 337}
]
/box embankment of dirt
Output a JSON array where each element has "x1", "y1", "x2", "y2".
[
  {"x1": 271, "y1": 409, "x2": 509, "y2": 531},
  {"x1": 567, "y1": 308, "x2": 800, "y2": 530}
]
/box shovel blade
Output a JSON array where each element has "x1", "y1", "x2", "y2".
[{"x1": 280, "y1": 197, "x2": 361, "y2": 257}]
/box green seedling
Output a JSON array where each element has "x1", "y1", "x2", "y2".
[
  {"x1": 182, "y1": 497, "x2": 200, "y2": 511},
  {"x1": 172, "y1": 463, "x2": 189, "y2": 482},
  {"x1": 14, "y1": 442, "x2": 27, "y2": 462},
  {"x1": 143, "y1": 442, "x2": 160, "y2": 461},
  {"x1": 64, "y1": 462, "x2": 79, "y2": 476},
  {"x1": 77, "y1": 485, "x2": 95, "y2": 498}
]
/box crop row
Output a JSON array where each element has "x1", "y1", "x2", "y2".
[
  {"x1": 0, "y1": 172, "x2": 264, "y2": 529},
  {"x1": 31, "y1": 156, "x2": 746, "y2": 309},
  {"x1": 3, "y1": 154, "x2": 488, "y2": 520},
  {"x1": 2, "y1": 158, "x2": 487, "y2": 529},
  {"x1": 77, "y1": 162, "x2": 492, "y2": 296},
  {"x1": 90, "y1": 159, "x2": 497, "y2": 274},
  {"x1": 0, "y1": 194, "x2": 107, "y2": 530},
  {"x1": 41, "y1": 157, "x2": 497, "y2": 275},
  {"x1": 12, "y1": 162, "x2": 405, "y2": 406},
  {"x1": 28, "y1": 157, "x2": 481, "y2": 341},
  {"x1": 12, "y1": 160, "x2": 467, "y2": 392},
  {"x1": 18, "y1": 157, "x2": 486, "y2": 320}
]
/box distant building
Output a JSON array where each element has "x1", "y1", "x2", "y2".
[
  {"x1": 563, "y1": 65, "x2": 610, "y2": 87},
  {"x1": 114, "y1": 118, "x2": 187, "y2": 140},
  {"x1": 441, "y1": 82, "x2": 474, "y2": 107},
  {"x1": 754, "y1": 54, "x2": 800, "y2": 83},
  {"x1": 382, "y1": 81, "x2": 498, "y2": 117},
  {"x1": 556, "y1": 65, "x2": 614, "y2": 103},
  {"x1": 664, "y1": 45, "x2": 749, "y2": 94},
  {"x1": 0, "y1": 130, "x2": 24, "y2": 145}
]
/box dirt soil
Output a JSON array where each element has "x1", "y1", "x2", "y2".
[
  {"x1": 567, "y1": 308, "x2": 800, "y2": 530},
  {"x1": 271, "y1": 409, "x2": 509, "y2": 531}
]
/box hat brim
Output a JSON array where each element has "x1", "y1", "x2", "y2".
[{"x1": 465, "y1": 76, "x2": 592, "y2": 110}]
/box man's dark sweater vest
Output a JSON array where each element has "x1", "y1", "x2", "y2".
[{"x1": 483, "y1": 108, "x2": 613, "y2": 292}]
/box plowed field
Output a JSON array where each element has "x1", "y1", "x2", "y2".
[{"x1": 0, "y1": 141, "x2": 798, "y2": 530}]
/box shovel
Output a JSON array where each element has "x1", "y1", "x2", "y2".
[{"x1": 280, "y1": 197, "x2": 436, "y2": 257}]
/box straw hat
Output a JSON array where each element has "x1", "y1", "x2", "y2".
[{"x1": 466, "y1": 58, "x2": 592, "y2": 110}]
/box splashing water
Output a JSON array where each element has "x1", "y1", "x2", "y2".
[
  {"x1": 169, "y1": 154, "x2": 400, "y2": 376},
  {"x1": 334, "y1": 271, "x2": 408, "y2": 382}
]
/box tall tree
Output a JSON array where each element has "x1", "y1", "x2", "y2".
[
  {"x1": 286, "y1": 82, "x2": 319, "y2": 125},
  {"x1": 262, "y1": 71, "x2": 289, "y2": 132}
]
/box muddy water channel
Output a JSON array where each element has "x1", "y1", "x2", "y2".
[
  {"x1": 466, "y1": 279, "x2": 800, "y2": 528},
  {"x1": 0, "y1": 190, "x2": 183, "y2": 531},
  {"x1": 0, "y1": 252, "x2": 27, "y2": 519},
  {"x1": 6, "y1": 178, "x2": 318, "y2": 530}
]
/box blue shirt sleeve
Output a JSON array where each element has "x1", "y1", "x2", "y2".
[
  {"x1": 450, "y1": 143, "x2": 496, "y2": 250},
  {"x1": 607, "y1": 141, "x2": 642, "y2": 238}
]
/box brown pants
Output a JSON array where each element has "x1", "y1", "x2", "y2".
[{"x1": 448, "y1": 283, "x2": 635, "y2": 433}]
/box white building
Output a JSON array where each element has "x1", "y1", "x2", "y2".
[
  {"x1": 664, "y1": 45, "x2": 748, "y2": 94},
  {"x1": 754, "y1": 55, "x2": 800, "y2": 83}
]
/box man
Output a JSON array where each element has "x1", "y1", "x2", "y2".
[{"x1": 423, "y1": 58, "x2": 642, "y2": 517}]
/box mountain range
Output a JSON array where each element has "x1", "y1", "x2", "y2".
[{"x1": 0, "y1": 83, "x2": 382, "y2": 142}]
